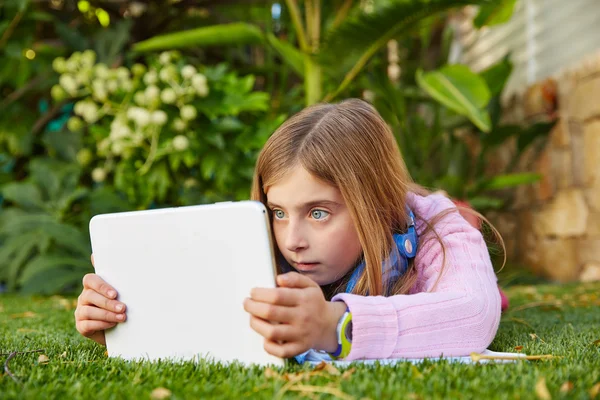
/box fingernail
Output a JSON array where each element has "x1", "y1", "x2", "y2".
[
  {"x1": 115, "y1": 304, "x2": 123, "y2": 312},
  {"x1": 279, "y1": 274, "x2": 290, "y2": 282},
  {"x1": 116, "y1": 314, "x2": 125, "y2": 321},
  {"x1": 108, "y1": 290, "x2": 116, "y2": 298}
]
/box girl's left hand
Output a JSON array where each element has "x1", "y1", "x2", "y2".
[{"x1": 244, "y1": 272, "x2": 347, "y2": 358}]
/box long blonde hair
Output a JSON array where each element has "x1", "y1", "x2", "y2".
[{"x1": 251, "y1": 98, "x2": 503, "y2": 297}]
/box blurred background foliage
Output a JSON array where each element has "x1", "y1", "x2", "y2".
[{"x1": 0, "y1": 0, "x2": 554, "y2": 294}]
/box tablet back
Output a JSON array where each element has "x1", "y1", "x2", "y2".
[{"x1": 89, "y1": 201, "x2": 283, "y2": 366}]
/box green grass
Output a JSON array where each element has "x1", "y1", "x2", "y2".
[{"x1": 1, "y1": 281, "x2": 599, "y2": 399}]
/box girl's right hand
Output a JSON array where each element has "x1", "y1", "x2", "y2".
[{"x1": 74, "y1": 255, "x2": 127, "y2": 346}]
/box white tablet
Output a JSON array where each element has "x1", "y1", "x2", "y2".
[{"x1": 89, "y1": 200, "x2": 283, "y2": 367}]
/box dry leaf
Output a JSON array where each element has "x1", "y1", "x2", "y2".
[
  {"x1": 410, "y1": 364, "x2": 424, "y2": 379},
  {"x1": 38, "y1": 354, "x2": 50, "y2": 364},
  {"x1": 514, "y1": 346, "x2": 524, "y2": 352},
  {"x1": 560, "y1": 382, "x2": 573, "y2": 393},
  {"x1": 535, "y1": 377, "x2": 551, "y2": 400},
  {"x1": 264, "y1": 367, "x2": 281, "y2": 380},
  {"x1": 150, "y1": 387, "x2": 172, "y2": 400},
  {"x1": 289, "y1": 384, "x2": 354, "y2": 400},
  {"x1": 59, "y1": 351, "x2": 67, "y2": 358},
  {"x1": 590, "y1": 382, "x2": 600, "y2": 399},
  {"x1": 341, "y1": 367, "x2": 356, "y2": 380},
  {"x1": 322, "y1": 363, "x2": 341, "y2": 376},
  {"x1": 529, "y1": 333, "x2": 546, "y2": 343},
  {"x1": 592, "y1": 339, "x2": 600, "y2": 346},
  {"x1": 10, "y1": 311, "x2": 37, "y2": 319}
]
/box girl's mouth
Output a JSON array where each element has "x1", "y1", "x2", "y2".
[{"x1": 294, "y1": 262, "x2": 319, "y2": 272}]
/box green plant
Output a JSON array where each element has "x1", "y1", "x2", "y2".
[
  {"x1": 51, "y1": 50, "x2": 285, "y2": 208},
  {"x1": 131, "y1": 0, "x2": 497, "y2": 106}
]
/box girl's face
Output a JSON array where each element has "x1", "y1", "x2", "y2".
[{"x1": 266, "y1": 165, "x2": 363, "y2": 286}]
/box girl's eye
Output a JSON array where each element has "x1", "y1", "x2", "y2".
[
  {"x1": 273, "y1": 210, "x2": 285, "y2": 219},
  {"x1": 311, "y1": 209, "x2": 330, "y2": 220}
]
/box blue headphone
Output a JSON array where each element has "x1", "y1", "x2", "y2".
[{"x1": 345, "y1": 208, "x2": 418, "y2": 294}]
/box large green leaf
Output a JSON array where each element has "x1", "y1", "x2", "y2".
[
  {"x1": 474, "y1": 0, "x2": 517, "y2": 28},
  {"x1": 475, "y1": 173, "x2": 542, "y2": 192},
  {"x1": 133, "y1": 23, "x2": 264, "y2": 52},
  {"x1": 480, "y1": 57, "x2": 513, "y2": 98},
  {"x1": 1, "y1": 182, "x2": 44, "y2": 210},
  {"x1": 320, "y1": 0, "x2": 488, "y2": 98},
  {"x1": 416, "y1": 65, "x2": 492, "y2": 132},
  {"x1": 265, "y1": 33, "x2": 305, "y2": 78},
  {"x1": 18, "y1": 254, "x2": 89, "y2": 285},
  {"x1": 20, "y1": 267, "x2": 84, "y2": 295}
]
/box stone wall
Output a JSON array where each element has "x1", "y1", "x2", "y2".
[{"x1": 488, "y1": 52, "x2": 600, "y2": 283}]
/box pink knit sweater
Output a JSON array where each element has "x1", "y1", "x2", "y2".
[{"x1": 332, "y1": 192, "x2": 501, "y2": 360}]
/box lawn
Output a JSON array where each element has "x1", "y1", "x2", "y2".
[{"x1": 1, "y1": 279, "x2": 599, "y2": 399}]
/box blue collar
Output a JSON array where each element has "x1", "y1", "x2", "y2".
[{"x1": 345, "y1": 208, "x2": 418, "y2": 295}]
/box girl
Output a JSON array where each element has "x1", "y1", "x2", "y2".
[{"x1": 75, "y1": 99, "x2": 502, "y2": 362}]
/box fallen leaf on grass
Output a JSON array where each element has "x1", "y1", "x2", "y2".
[
  {"x1": 38, "y1": 354, "x2": 50, "y2": 364},
  {"x1": 10, "y1": 311, "x2": 37, "y2": 319},
  {"x1": 470, "y1": 352, "x2": 556, "y2": 362},
  {"x1": 341, "y1": 367, "x2": 356, "y2": 380},
  {"x1": 514, "y1": 346, "x2": 524, "y2": 352},
  {"x1": 150, "y1": 387, "x2": 172, "y2": 399},
  {"x1": 289, "y1": 384, "x2": 354, "y2": 400},
  {"x1": 592, "y1": 339, "x2": 600, "y2": 346},
  {"x1": 314, "y1": 361, "x2": 341, "y2": 376},
  {"x1": 529, "y1": 333, "x2": 546, "y2": 343},
  {"x1": 560, "y1": 381, "x2": 573, "y2": 393},
  {"x1": 264, "y1": 367, "x2": 281, "y2": 380},
  {"x1": 17, "y1": 328, "x2": 39, "y2": 333},
  {"x1": 535, "y1": 377, "x2": 551, "y2": 400},
  {"x1": 59, "y1": 351, "x2": 67, "y2": 358},
  {"x1": 590, "y1": 382, "x2": 600, "y2": 399}
]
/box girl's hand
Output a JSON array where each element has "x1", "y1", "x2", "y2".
[
  {"x1": 244, "y1": 272, "x2": 347, "y2": 358},
  {"x1": 74, "y1": 255, "x2": 127, "y2": 346}
]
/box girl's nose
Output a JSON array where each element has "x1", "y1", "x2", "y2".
[{"x1": 285, "y1": 222, "x2": 308, "y2": 252}]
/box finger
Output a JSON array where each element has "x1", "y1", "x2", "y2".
[
  {"x1": 249, "y1": 287, "x2": 299, "y2": 306},
  {"x1": 76, "y1": 320, "x2": 117, "y2": 337},
  {"x1": 75, "y1": 305, "x2": 126, "y2": 323},
  {"x1": 82, "y1": 273, "x2": 117, "y2": 299},
  {"x1": 263, "y1": 339, "x2": 307, "y2": 359},
  {"x1": 249, "y1": 316, "x2": 299, "y2": 343},
  {"x1": 79, "y1": 289, "x2": 126, "y2": 313},
  {"x1": 243, "y1": 298, "x2": 293, "y2": 323},
  {"x1": 277, "y1": 272, "x2": 319, "y2": 289}
]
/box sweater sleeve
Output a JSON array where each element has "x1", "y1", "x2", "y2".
[{"x1": 331, "y1": 194, "x2": 501, "y2": 360}]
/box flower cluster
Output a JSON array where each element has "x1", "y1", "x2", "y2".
[{"x1": 51, "y1": 50, "x2": 210, "y2": 182}]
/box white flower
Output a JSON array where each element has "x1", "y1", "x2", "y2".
[
  {"x1": 52, "y1": 57, "x2": 67, "y2": 74},
  {"x1": 51, "y1": 85, "x2": 66, "y2": 101},
  {"x1": 98, "y1": 139, "x2": 110, "y2": 153},
  {"x1": 65, "y1": 58, "x2": 79, "y2": 73},
  {"x1": 67, "y1": 116, "x2": 83, "y2": 132},
  {"x1": 132, "y1": 63, "x2": 146, "y2": 77},
  {"x1": 150, "y1": 110, "x2": 167, "y2": 126},
  {"x1": 129, "y1": 2, "x2": 147, "y2": 17},
  {"x1": 192, "y1": 73, "x2": 209, "y2": 97},
  {"x1": 160, "y1": 88, "x2": 176, "y2": 104},
  {"x1": 81, "y1": 102, "x2": 99, "y2": 123},
  {"x1": 159, "y1": 52, "x2": 171, "y2": 65},
  {"x1": 181, "y1": 65, "x2": 196, "y2": 79},
  {"x1": 107, "y1": 79, "x2": 119, "y2": 93},
  {"x1": 92, "y1": 167, "x2": 107, "y2": 183},
  {"x1": 143, "y1": 70, "x2": 158, "y2": 85},
  {"x1": 132, "y1": 132, "x2": 144, "y2": 144},
  {"x1": 59, "y1": 74, "x2": 78, "y2": 95},
  {"x1": 172, "y1": 135, "x2": 189, "y2": 151},
  {"x1": 111, "y1": 141, "x2": 125, "y2": 155},
  {"x1": 134, "y1": 91, "x2": 146, "y2": 105},
  {"x1": 81, "y1": 50, "x2": 96, "y2": 68},
  {"x1": 159, "y1": 67, "x2": 173, "y2": 82},
  {"x1": 180, "y1": 105, "x2": 197, "y2": 121},
  {"x1": 94, "y1": 64, "x2": 110, "y2": 79},
  {"x1": 116, "y1": 66, "x2": 129, "y2": 80},
  {"x1": 121, "y1": 80, "x2": 133, "y2": 92},
  {"x1": 172, "y1": 118, "x2": 186, "y2": 132},
  {"x1": 127, "y1": 107, "x2": 151, "y2": 127},
  {"x1": 145, "y1": 85, "x2": 160, "y2": 101},
  {"x1": 110, "y1": 117, "x2": 131, "y2": 139},
  {"x1": 92, "y1": 79, "x2": 107, "y2": 101}
]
